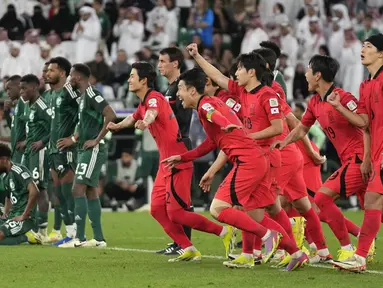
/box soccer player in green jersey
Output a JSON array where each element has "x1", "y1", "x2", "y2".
[
  {"x1": 20, "y1": 74, "x2": 51, "y2": 240},
  {"x1": 0, "y1": 143, "x2": 42, "y2": 245},
  {"x1": 45, "y1": 57, "x2": 79, "y2": 245},
  {"x1": 1, "y1": 75, "x2": 27, "y2": 163},
  {"x1": 57, "y1": 63, "x2": 116, "y2": 248}
]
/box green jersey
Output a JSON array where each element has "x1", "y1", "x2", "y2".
[
  {"x1": 42, "y1": 89, "x2": 52, "y2": 103},
  {"x1": 274, "y1": 70, "x2": 287, "y2": 96},
  {"x1": 25, "y1": 97, "x2": 51, "y2": 155},
  {"x1": 78, "y1": 86, "x2": 108, "y2": 149},
  {"x1": 10, "y1": 98, "x2": 27, "y2": 156},
  {"x1": 4, "y1": 163, "x2": 35, "y2": 218},
  {"x1": 49, "y1": 84, "x2": 80, "y2": 154}
]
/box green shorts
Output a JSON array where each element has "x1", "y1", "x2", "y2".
[
  {"x1": 22, "y1": 149, "x2": 49, "y2": 189},
  {"x1": 11, "y1": 150, "x2": 24, "y2": 164},
  {"x1": 0, "y1": 218, "x2": 36, "y2": 237},
  {"x1": 136, "y1": 151, "x2": 159, "y2": 180},
  {"x1": 75, "y1": 144, "x2": 107, "y2": 187},
  {"x1": 49, "y1": 150, "x2": 77, "y2": 178}
]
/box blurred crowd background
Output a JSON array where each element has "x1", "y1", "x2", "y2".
[{"x1": 0, "y1": 0, "x2": 381, "y2": 211}]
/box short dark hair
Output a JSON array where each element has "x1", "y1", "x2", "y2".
[
  {"x1": 237, "y1": 53, "x2": 273, "y2": 86},
  {"x1": 0, "y1": 143, "x2": 11, "y2": 158},
  {"x1": 6, "y1": 75, "x2": 21, "y2": 82},
  {"x1": 49, "y1": 57, "x2": 72, "y2": 76},
  {"x1": 252, "y1": 48, "x2": 277, "y2": 71},
  {"x1": 72, "y1": 63, "x2": 91, "y2": 78},
  {"x1": 309, "y1": 55, "x2": 339, "y2": 82},
  {"x1": 260, "y1": 41, "x2": 281, "y2": 58},
  {"x1": 295, "y1": 102, "x2": 305, "y2": 113},
  {"x1": 20, "y1": 74, "x2": 40, "y2": 85},
  {"x1": 229, "y1": 62, "x2": 237, "y2": 80},
  {"x1": 94, "y1": 0, "x2": 103, "y2": 4},
  {"x1": 44, "y1": 61, "x2": 50, "y2": 66},
  {"x1": 159, "y1": 47, "x2": 184, "y2": 69},
  {"x1": 276, "y1": 3, "x2": 285, "y2": 13},
  {"x1": 131, "y1": 62, "x2": 157, "y2": 87},
  {"x1": 179, "y1": 67, "x2": 206, "y2": 94}
]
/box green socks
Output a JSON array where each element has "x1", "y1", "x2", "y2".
[
  {"x1": 88, "y1": 198, "x2": 104, "y2": 241},
  {"x1": 62, "y1": 182, "x2": 75, "y2": 223},
  {"x1": 0, "y1": 234, "x2": 28, "y2": 245},
  {"x1": 37, "y1": 211, "x2": 48, "y2": 229},
  {"x1": 53, "y1": 204, "x2": 62, "y2": 231},
  {"x1": 74, "y1": 196, "x2": 87, "y2": 241}
]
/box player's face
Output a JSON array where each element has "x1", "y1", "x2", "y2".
[
  {"x1": 235, "y1": 64, "x2": 250, "y2": 86},
  {"x1": 158, "y1": 54, "x2": 175, "y2": 77},
  {"x1": 305, "y1": 66, "x2": 318, "y2": 92},
  {"x1": 42, "y1": 65, "x2": 49, "y2": 84},
  {"x1": 5, "y1": 80, "x2": 20, "y2": 101},
  {"x1": 20, "y1": 82, "x2": 36, "y2": 102},
  {"x1": 361, "y1": 42, "x2": 383, "y2": 67},
  {"x1": 128, "y1": 68, "x2": 143, "y2": 93},
  {"x1": 46, "y1": 63, "x2": 61, "y2": 85},
  {"x1": 177, "y1": 80, "x2": 193, "y2": 108},
  {"x1": 69, "y1": 68, "x2": 80, "y2": 89}
]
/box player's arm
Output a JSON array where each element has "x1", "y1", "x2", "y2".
[
  {"x1": 186, "y1": 43, "x2": 229, "y2": 90},
  {"x1": 249, "y1": 119, "x2": 283, "y2": 140},
  {"x1": 360, "y1": 129, "x2": 372, "y2": 182},
  {"x1": 206, "y1": 150, "x2": 228, "y2": 175},
  {"x1": 3, "y1": 197, "x2": 11, "y2": 217},
  {"x1": 180, "y1": 137, "x2": 217, "y2": 162},
  {"x1": 21, "y1": 182, "x2": 39, "y2": 220},
  {"x1": 275, "y1": 123, "x2": 310, "y2": 150},
  {"x1": 111, "y1": 114, "x2": 137, "y2": 131},
  {"x1": 327, "y1": 91, "x2": 369, "y2": 129},
  {"x1": 95, "y1": 105, "x2": 117, "y2": 144},
  {"x1": 142, "y1": 109, "x2": 158, "y2": 126}
]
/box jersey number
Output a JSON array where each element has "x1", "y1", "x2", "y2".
[
  {"x1": 76, "y1": 163, "x2": 88, "y2": 176},
  {"x1": 32, "y1": 168, "x2": 40, "y2": 180},
  {"x1": 243, "y1": 116, "x2": 252, "y2": 129},
  {"x1": 10, "y1": 192, "x2": 17, "y2": 204},
  {"x1": 324, "y1": 127, "x2": 336, "y2": 139}
]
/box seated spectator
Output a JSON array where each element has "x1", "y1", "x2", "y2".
[
  {"x1": 31, "y1": 5, "x2": 50, "y2": 35},
  {"x1": 46, "y1": 32, "x2": 71, "y2": 63},
  {"x1": 49, "y1": 0, "x2": 75, "y2": 40},
  {"x1": 86, "y1": 51, "x2": 111, "y2": 85},
  {"x1": 144, "y1": 24, "x2": 169, "y2": 55},
  {"x1": 111, "y1": 49, "x2": 131, "y2": 95},
  {"x1": 0, "y1": 4, "x2": 25, "y2": 41},
  {"x1": 0, "y1": 28, "x2": 10, "y2": 70},
  {"x1": 357, "y1": 13, "x2": 379, "y2": 41},
  {"x1": 104, "y1": 150, "x2": 145, "y2": 211}
]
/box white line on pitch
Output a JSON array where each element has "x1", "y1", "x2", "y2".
[{"x1": 108, "y1": 247, "x2": 383, "y2": 275}]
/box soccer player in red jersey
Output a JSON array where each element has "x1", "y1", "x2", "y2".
[
  {"x1": 251, "y1": 47, "x2": 330, "y2": 265},
  {"x1": 162, "y1": 68, "x2": 308, "y2": 271},
  {"x1": 185, "y1": 44, "x2": 306, "y2": 268},
  {"x1": 330, "y1": 33, "x2": 383, "y2": 272},
  {"x1": 275, "y1": 55, "x2": 369, "y2": 261},
  {"x1": 107, "y1": 62, "x2": 237, "y2": 262}
]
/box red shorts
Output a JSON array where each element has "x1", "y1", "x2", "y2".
[
  {"x1": 367, "y1": 156, "x2": 383, "y2": 194},
  {"x1": 277, "y1": 159, "x2": 308, "y2": 202},
  {"x1": 323, "y1": 154, "x2": 367, "y2": 201},
  {"x1": 214, "y1": 154, "x2": 274, "y2": 211},
  {"x1": 151, "y1": 164, "x2": 192, "y2": 211},
  {"x1": 303, "y1": 164, "x2": 322, "y2": 202}
]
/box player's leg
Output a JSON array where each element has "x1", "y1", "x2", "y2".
[
  {"x1": 165, "y1": 168, "x2": 235, "y2": 259},
  {"x1": 0, "y1": 219, "x2": 42, "y2": 245},
  {"x1": 47, "y1": 177, "x2": 63, "y2": 243}
]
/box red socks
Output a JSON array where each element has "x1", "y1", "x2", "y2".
[
  {"x1": 242, "y1": 231, "x2": 255, "y2": 254},
  {"x1": 253, "y1": 236, "x2": 262, "y2": 251},
  {"x1": 302, "y1": 208, "x2": 327, "y2": 250},
  {"x1": 356, "y1": 209, "x2": 381, "y2": 258},
  {"x1": 269, "y1": 209, "x2": 295, "y2": 241},
  {"x1": 315, "y1": 192, "x2": 350, "y2": 246},
  {"x1": 168, "y1": 209, "x2": 223, "y2": 236},
  {"x1": 345, "y1": 217, "x2": 361, "y2": 237},
  {"x1": 305, "y1": 229, "x2": 313, "y2": 244},
  {"x1": 217, "y1": 208, "x2": 268, "y2": 237},
  {"x1": 287, "y1": 207, "x2": 301, "y2": 218},
  {"x1": 151, "y1": 205, "x2": 192, "y2": 248}
]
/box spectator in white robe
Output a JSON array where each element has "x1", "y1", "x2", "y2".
[
  {"x1": 46, "y1": 32, "x2": 71, "y2": 62},
  {"x1": 34, "y1": 42, "x2": 51, "y2": 78},
  {"x1": 1, "y1": 42, "x2": 32, "y2": 79},
  {"x1": 339, "y1": 27, "x2": 364, "y2": 99},
  {"x1": 331, "y1": 3, "x2": 351, "y2": 29},
  {"x1": 240, "y1": 16, "x2": 269, "y2": 54},
  {"x1": 279, "y1": 22, "x2": 299, "y2": 68},
  {"x1": 296, "y1": 4, "x2": 320, "y2": 43},
  {"x1": 328, "y1": 17, "x2": 344, "y2": 61},
  {"x1": 20, "y1": 29, "x2": 41, "y2": 71},
  {"x1": 113, "y1": 7, "x2": 144, "y2": 62},
  {"x1": 72, "y1": 6, "x2": 101, "y2": 63},
  {"x1": 0, "y1": 28, "x2": 10, "y2": 73},
  {"x1": 301, "y1": 17, "x2": 325, "y2": 65},
  {"x1": 145, "y1": 0, "x2": 169, "y2": 34}
]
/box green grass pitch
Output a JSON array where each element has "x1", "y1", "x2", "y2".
[{"x1": 1, "y1": 211, "x2": 382, "y2": 288}]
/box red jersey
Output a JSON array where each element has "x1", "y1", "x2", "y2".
[
  {"x1": 272, "y1": 81, "x2": 303, "y2": 165},
  {"x1": 132, "y1": 89, "x2": 192, "y2": 169},
  {"x1": 215, "y1": 88, "x2": 243, "y2": 120},
  {"x1": 227, "y1": 80, "x2": 283, "y2": 146},
  {"x1": 296, "y1": 140, "x2": 320, "y2": 167},
  {"x1": 358, "y1": 66, "x2": 383, "y2": 162},
  {"x1": 182, "y1": 96, "x2": 264, "y2": 164},
  {"x1": 301, "y1": 86, "x2": 364, "y2": 164}
]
